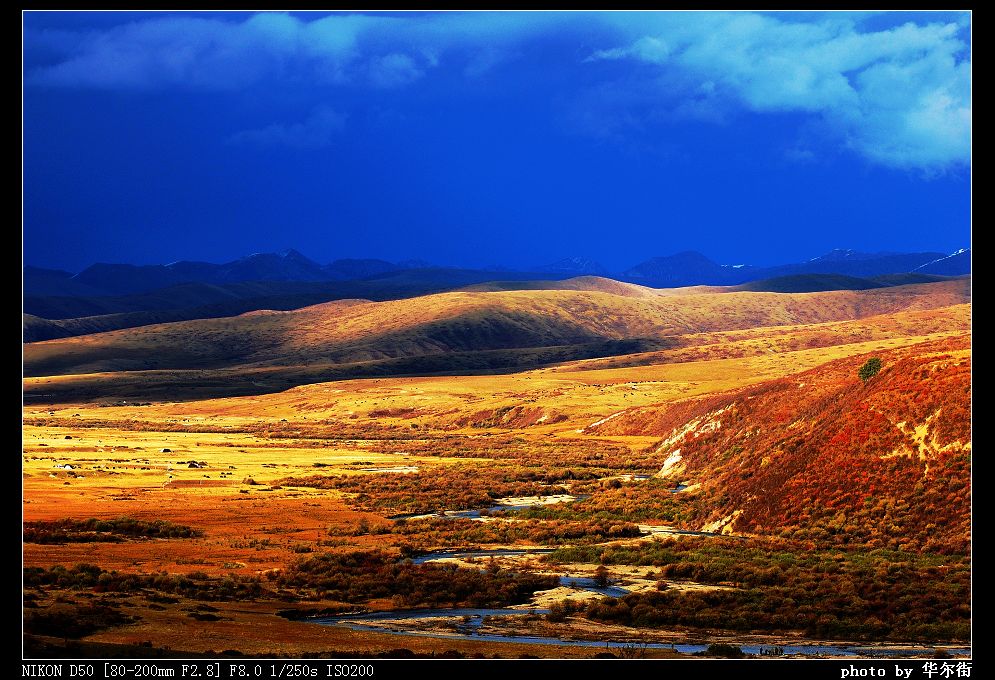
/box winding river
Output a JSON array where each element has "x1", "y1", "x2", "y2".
[
  {"x1": 309, "y1": 609, "x2": 969, "y2": 657},
  {"x1": 303, "y1": 548, "x2": 969, "y2": 657},
  {"x1": 390, "y1": 494, "x2": 592, "y2": 520},
  {"x1": 333, "y1": 491, "x2": 968, "y2": 657},
  {"x1": 410, "y1": 549, "x2": 629, "y2": 597}
]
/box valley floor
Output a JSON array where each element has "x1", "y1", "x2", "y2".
[{"x1": 22, "y1": 328, "x2": 971, "y2": 658}]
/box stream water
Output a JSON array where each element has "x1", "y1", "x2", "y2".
[
  {"x1": 331, "y1": 495, "x2": 965, "y2": 657},
  {"x1": 409, "y1": 548, "x2": 556, "y2": 564},
  {"x1": 409, "y1": 549, "x2": 630, "y2": 597},
  {"x1": 309, "y1": 609, "x2": 968, "y2": 657},
  {"x1": 390, "y1": 494, "x2": 592, "y2": 521}
]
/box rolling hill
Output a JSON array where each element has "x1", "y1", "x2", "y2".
[
  {"x1": 459, "y1": 276, "x2": 667, "y2": 297},
  {"x1": 23, "y1": 267, "x2": 595, "y2": 326},
  {"x1": 23, "y1": 278, "x2": 969, "y2": 401},
  {"x1": 25, "y1": 248, "x2": 971, "y2": 330},
  {"x1": 734, "y1": 273, "x2": 957, "y2": 293},
  {"x1": 587, "y1": 335, "x2": 970, "y2": 553}
]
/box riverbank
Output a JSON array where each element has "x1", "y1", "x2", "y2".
[{"x1": 309, "y1": 607, "x2": 970, "y2": 658}]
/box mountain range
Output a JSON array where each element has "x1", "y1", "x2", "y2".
[
  {"x1": 27, "y1": 250, "x2": 406, "y2": 298},
  {"x1": 26, "y1": 247, "x2": 970, "y2": 297},
  {"x1": 23, "y1": 248, "x2": 970, "y2": 342}
]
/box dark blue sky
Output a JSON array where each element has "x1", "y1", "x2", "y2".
[{"x1": 23, "y1": 11, "x2": 971, "y2": 273}]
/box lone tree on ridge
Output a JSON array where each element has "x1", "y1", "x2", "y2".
[{"x1": 858, "y1": 357, "x2": 882, "y2": 383}]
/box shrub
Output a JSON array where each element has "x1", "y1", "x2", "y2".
[
  {"x1": 858, "y1": 357, "x2": 882, "y2": 383},
  {"x1": 705, "y1": 643, "x2": 745, "y2": 658}
]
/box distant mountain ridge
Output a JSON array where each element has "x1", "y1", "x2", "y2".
[
  {"x1": 913, "y1": 249, "x2": 970, "y2": 276},
  {"x1": 621, "y1": 249, "x2": 968, "y2": 287},
  {"x1": 758, "y1": 250, "x2": 955, "y2": 281},
  {"x1": 535, "y1": 257, "x2": 610, "y2": 276},
  {"x1": 734, "y1": 272, "x2": 953, "y2": 294},
  {"x1": 26, "y1": 247, "x2": 970, "y2": 297},
  {"x1": 622, "y1": 251, "x2": 760, "y2": 286},
  {"x1": 67, "y1": 250, "x2": 355, "y2": 296},
  {"x1": 23, "y1": 248, "x2": 970, "y2": 336}
]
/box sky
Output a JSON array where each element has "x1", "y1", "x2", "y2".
[{"x1": 23, "y1": 10, "x2": 971, "y2": 273}]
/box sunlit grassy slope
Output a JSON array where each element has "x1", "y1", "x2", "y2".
[
  {"x1": 23, "y1": 279, "x2": 968, "y2": 402},
  {"x1": 588, "y1": 335, "x2": 971, "y2": 552},
  {"x1": 21, "y1": 275, "x2": 971, "y2": 655}
]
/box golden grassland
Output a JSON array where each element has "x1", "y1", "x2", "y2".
[
  {"x1": 22, "y1": 282, "x2": 971, "y2": 657},
  {"x1": 23, "y1": 279, "x2": 968, "y2": 380}
]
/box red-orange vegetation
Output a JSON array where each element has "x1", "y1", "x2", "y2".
[{"x1": 589, "y1": 336, "x2": 970, "y2": 552}]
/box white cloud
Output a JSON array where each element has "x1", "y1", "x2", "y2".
[
  {"x1": 228, "y1": 106, "x2": 346, "y2": 149},
  {"x1": 27, "y1": 13, "x2": 418, "y2": 90},
  {"x1": 368, "y1": 53, "x2": 423, "y2": 88},
  {"x1": 24, "y1": 11, "x2": 567, "y2": 91},
  {"x1": 588, "y1": 12, "x2": 970, "y2": 171},
  {"x1": 26, "y1": 11, "x2": 970, "y2": 170},
  {"x1": 587, "y1": 36, "x2": 672, "y2": 64},
  {"x1": 463, "y1": 46, "x2": 510, "y2": 78}
]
